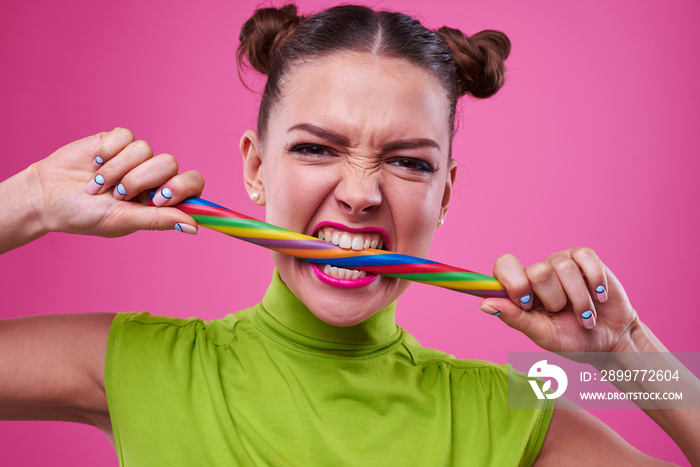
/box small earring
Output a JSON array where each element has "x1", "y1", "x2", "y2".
[
  {"x1": 437, "y1": 218, "x2": 444, "y2": 227},
  {"x1": 250, "y1": 192, "x2": 260, "y2": 201}
]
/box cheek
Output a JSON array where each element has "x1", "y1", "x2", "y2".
[
  {"x1": 390, "y1": 181, "x2": 443, "y2": 254},
  {"x1": 264, "y1": 164, "x2": 334, "y2": 230}
]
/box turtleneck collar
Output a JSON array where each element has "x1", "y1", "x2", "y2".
[{"x1": 252, "y1": 270, "x2": 402, "y2": 354}]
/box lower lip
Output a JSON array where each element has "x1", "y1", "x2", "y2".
[{"x1": 310, "y1": 263, "x2": 379, "y2": 289}]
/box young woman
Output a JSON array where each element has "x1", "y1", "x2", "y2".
[{"x1": 1, "y1": 4, "x2": 698, "y2": 466}]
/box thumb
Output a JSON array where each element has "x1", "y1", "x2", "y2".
[
  {"x1": 118, "y1": 203, "x2": 199, "y2": 235},
  {"x1": 479, "y1": 298, "x2": 545, "y2": 338}
]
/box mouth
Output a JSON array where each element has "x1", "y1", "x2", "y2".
[{"x1": 309, "y1": 222, "x2": 390, "y2": 288}]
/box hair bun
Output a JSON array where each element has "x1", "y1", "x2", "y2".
[
  {"x1": 437, "y1": 27, "x2": 511, "y2": 98},
  {"x1": 238, "y1": 4, "x2": 302, "y2": 75}
]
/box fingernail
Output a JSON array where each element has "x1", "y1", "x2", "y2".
[
  {"x1": 153, "y1": 187, "x2": 172, "y2": 207},
  {"x1": 581, "y1": 310, "x2": 596, "y2": 329},
  {"x1": 479, "y1": 304, "x2": 501, "y2": 316},
  {"x1": 92, "y1": 156, "x2": 104, "y2": 170},
  {"x1": 113, "y1": 183, "x2": 127, "y2": 200},
  {"x1": 519, "y1": 294, "x2": 533, "y2": 310},
  {"x1": 175, "y1": 223, "x2": 197, "y2": 235},
  {"x1": 86, "y1": 174, "x2": 105, "y2": 195},
  {"x1": 595, "y1": 285, "x2": 608, "y2": 303}
]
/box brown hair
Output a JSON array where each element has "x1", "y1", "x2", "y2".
[{"x1": 237, "y1": 4, "x2": 510, "y2": 149}]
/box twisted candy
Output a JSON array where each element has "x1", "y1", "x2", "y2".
[{"x1": 170, "y1": 196, "x2": 507, "y2": 299}]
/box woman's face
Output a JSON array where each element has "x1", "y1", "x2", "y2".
[{"x1": 241, "y1": 51, "x2": 457, "y2": 326}]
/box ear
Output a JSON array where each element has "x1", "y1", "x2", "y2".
[
  {"x1": 240, "y1": 129, "x2": 266, "y2": 205},
  {"x1": 439, "y1": 159, "x2": 458, "y2": 223}
]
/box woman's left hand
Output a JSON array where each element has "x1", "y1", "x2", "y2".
[{"x1": 479, "y1": 247, "x2": 643, "y2": 353}]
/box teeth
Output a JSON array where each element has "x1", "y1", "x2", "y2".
[
  {"x1": 315, "y1": 226, "x2": 385, "y2": 280},
  {"x1": 351, "y1": 236, "x2": 364, "y2": 251},
  {"x1": 316, "y1": 227, "x2": 386, "y2": 251},
  {"x1": 323, "y1": 263, "x2": 367, "y2": 280},
  {"x1": 339, "y1": 232, "x2": 352, "y2": 249}
]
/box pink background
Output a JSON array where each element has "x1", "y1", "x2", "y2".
[{"x1": 1, "y1": 0, "x2": 698, "y2": 465}]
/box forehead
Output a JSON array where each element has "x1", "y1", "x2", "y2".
[{"x1": 270, "y1": 52, "x2": 451, "y2": 145}]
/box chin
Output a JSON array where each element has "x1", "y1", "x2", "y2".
[
  {"x1": 300, "y1": 284, "x2": 389, "y2": 326},
  {"x1": 280, "y1": 257, "x2": 406, "y2": 326},
  {"x1": 306, "y1": 302, "x2": 378, "y2": 327}
]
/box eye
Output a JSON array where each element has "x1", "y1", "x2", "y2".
[
  {"x1": 388, "y1": 158, "x2": 436, "y2": 173},
  {"x1": 287, "y1": 143, "x2": 331, "y2": 156}
]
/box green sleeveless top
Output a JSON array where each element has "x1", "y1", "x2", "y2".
[{"x1": 106, "y1": 271, "x2": 552, "y2": 466}]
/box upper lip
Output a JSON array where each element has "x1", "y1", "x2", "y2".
[{"x1": 311, "y1": 221, "x2": 391, "y2": 251}]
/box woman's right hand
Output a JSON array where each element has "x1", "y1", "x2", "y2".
[
  {"x1": 0, "y1": 128, "x2": 205, "y2": 430},
  {"x1": 28, "y1": 127, "x2": 204, "y2": 238}
]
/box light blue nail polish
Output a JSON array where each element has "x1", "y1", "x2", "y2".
[
  {"x1": 493, "y1": 311, "x2": 501, "y2": 317},
  {"x1": 520, "y1": 295, "x2": 531, "y2": 304},
  {"x1": 175, "y1": 223, "x2": 183, "y2": 232},
  {"x1": 95, "y1": 156, "x2": 104, "y2": 164},
  {"x1": 161, "y1": 187, "x2": 172, "y2": 199},
  {"x1": 117, "y1": 184, "x2": 126, "y2": 195},
  {"x1": 581, "y1": 310, "x2": 593, "y2": 319},
  {"x1": 95, "y1": 174, "x2": 105, "y2": 185},
  {"x1": 596, "y1": 285, "x2": 605, "y2": 293}
]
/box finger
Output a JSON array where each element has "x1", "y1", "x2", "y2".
[
  {"x1": 110, "y1": 153, "x2": 178, "y2": 201},
  {"x1": 87, "y1": 140, "x2": 153, "y2": 196},
  {"x1": 150, "y1": 170, "x2": 205, "y2": 207},
  {"x1": 570, "y1": 247, "x2": 609, "y2": 303},
  {"x1": 92, "y1": 127, "x2": 135, "y2": 170},
  {"x1": 493, "y1": 254, "x2": 535, "y2": 311},
  {"x1": 526, "y1": 262, "x2": 568, "y2": 312},
  {"x1": 479, "y1": 298, "x2": 553, "y2": 342},
  {"x1": 548, "y1": 254, "x2": 597, "y2": 329},
  {"x1": 116, "y1": 202, "x2": 199, "y2": 235}
]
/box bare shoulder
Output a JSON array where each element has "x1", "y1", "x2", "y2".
[
  {"x1": 0, "y1": 313, "x2": 116, "y2": 433},
  {"x1": 534, "y1": 398, "x2": 675, "y2": 466}
]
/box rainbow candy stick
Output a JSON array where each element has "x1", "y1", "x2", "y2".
[{"x1": 173, "y1": 196, "x2": 507, "y2": 298}]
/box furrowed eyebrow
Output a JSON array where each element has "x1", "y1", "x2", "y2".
[
  {"x1": 287, "y1": 123, "x2": 440, "y2": 152},
  {"x1": 287, "y1": 124, "x2": 351, "y2": 147},
  {"x1": 381, "y1": 139, "x2": 440, "y2": 152}
]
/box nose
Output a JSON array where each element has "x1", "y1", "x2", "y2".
[{"x1": 333, "y1": 170, "x2": 382, "y2": 217}]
